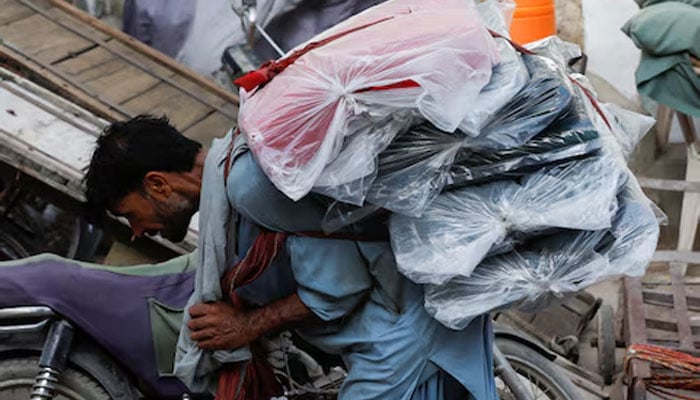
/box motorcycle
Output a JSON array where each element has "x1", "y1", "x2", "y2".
[{"x1": 0, "y1": 254, "x2": 581, "y2": 400}]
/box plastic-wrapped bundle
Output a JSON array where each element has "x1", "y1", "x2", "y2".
[
  {"x1": 451, "y1": 0, "x2": 526, "y2": 136},
  {"x1": 601, "y1": 103, "x2": 655, "y2": 161},
  {"x1": 449, "y1": 92, "x2": 601, "y2": 186},
  {"x1": 363, "y1": 123, "x2": 464, "y2": 217},
  {"x1": 389, "y1": 155, "x2": 622, "y2": 285},
  {"x1": 312, "y1": 110, "x2": 415, "y2": 205},
  {"x1": 457, "y1": 39, "x2": 529, "y2": 137},
  {"x1": 238, "y1": 0, "x2": 499, "y2": 201},
  {"x1": 423, "y1": 175, "x2": 660, "y2": 330},
  {"x1": 466, "y1": 55, "x2": 573, "y2": 150},
  {"x1": 525, "y1": 36, "x2": 583, "y2": 71}
]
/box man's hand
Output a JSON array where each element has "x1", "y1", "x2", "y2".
[
  {"x1": 691, "y1": 55, "x2": 700, "y2": 75},
  {"x1": 188, "y1": 293, "x2": 313, "y2": 351},
  {"x1": 188, "y1": 302, "x2": 259, "y2": 350}
]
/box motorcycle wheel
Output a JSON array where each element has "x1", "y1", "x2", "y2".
[
  {"x1": 0, "y1": 357, "x2": 110, "y2": 400},
  {"x1": 495, "y1": 338, "x2": 581, "y2": 400},
  {"x1": 0, "y1": 228, "x2": 30, "y2": 261}
]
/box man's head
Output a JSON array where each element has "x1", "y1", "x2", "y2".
[{"x1": 85, "y1": 115, "x2": 203, "y2": 242}]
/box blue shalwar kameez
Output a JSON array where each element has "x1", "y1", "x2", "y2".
[{"x1": 227, "y1": 151, "x2": 497, "y2": 400}]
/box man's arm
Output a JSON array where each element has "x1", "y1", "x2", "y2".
[{"x1": 188, "y1": 293, "x2": 312, "y2": 350}]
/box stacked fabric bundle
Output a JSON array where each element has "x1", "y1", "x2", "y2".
[{"x1": 236, "y1": 0, "x2": 659, "y2": 329}]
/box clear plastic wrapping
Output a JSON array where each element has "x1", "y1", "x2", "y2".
[
  {"x1": 238, "y1": 0, "x2": 499, "y2": 201},
  {"x1": 312, "y1": 110, "x2": 415, "y2": 205},
  {"x1": 389, "y1": 155, "x2": 623, "y2": 285},
  {"x1": 423, "y1": 174, "x2": 660, "y2": 330},
  {"x1": 475, "y1": 0, "x2": 516, "y2": 38},
  {"x1": 457, "y1": 39, "x2": 529, "y2": 137},
  {"x1": 466, "y1": 55, "x2": 573, "y2": 150},
  {"x1": 525, "y1": 36, "x2": 582, "y2": 70},
  {"x1": 448, "y1": 92, "x2": 602, "y2": 186},
  {"x1": 599, "y1": 103, "x2": 655, "y2": 161}
]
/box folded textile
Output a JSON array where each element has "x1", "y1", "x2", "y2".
[
  {"x1": 622, "y1": 2, "x2": 700, "y2": 117},
  {"x1": 423, "y1": 174, "x2": 659, "y2": 329},
  {"x1": 467, "y1": 55, "x2": 573, "y2": 150},
  {"x1": 457, "y1": 37, "x2": 529, "y2": 137},
  {"x1": 238, "y1": 0, "x2": 499, "y2": 201},
  {"x1": 449, "y1": 92, "x2": 601, "y2": 187},
  {"x1": 389, "y1": 155, "x2": 622, "y2": 285}
]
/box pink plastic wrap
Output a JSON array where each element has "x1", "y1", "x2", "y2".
[{"x1": 238, "y1": 0, "x2": 500, "y2": 200}]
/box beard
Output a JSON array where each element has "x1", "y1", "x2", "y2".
[{"x1": 153, "y1": 195, "x2": 197, "y2": 242}]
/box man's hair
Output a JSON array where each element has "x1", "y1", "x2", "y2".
[{"x1": 84, "y1": 115, "x2": 202, "y2": 222}]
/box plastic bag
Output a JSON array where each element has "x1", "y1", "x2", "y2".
[
  {"x1": 466, "y1": 55, "x2": 573, "y2": 150},
  {"x1": 449, "y1": 92, "x2": 602, "y2": 186},
  {"x1": 457, "y1": 38, "x2": 529, "y2": 137},
  {"x1": 476, "y1": 0, "x2": 516, "y2": 37},
  {"x1": 312, "y1": 110, "x2": 415, "y2": 205},
  {"x1": 389, "y1": 155, "x2": 622, "y2": 285},
  {"x1": 238, "y1": 0, "x2": 499, "y2": 200},
  {"x1": 423, "y1": 174, "x2": 659, "y2": 330},
  {"x1": 364, "y1": 123, "x2": 463, "y2": 217},
  {"x1": 597, "y1": 102, "x2": 655, "y2": 161},
  {"x1": 525, "y1": 36, "x2": 582, "y2": 71}
]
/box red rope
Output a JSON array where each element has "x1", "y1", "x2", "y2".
[
  {"x1": 486, "y1": 29, "x2": 612, "y2": 131},
  {"x1": 626, "y1": 344, "x2": 700, "y2": 399},
  {"x1": 234, "y1": 16, "x2": 421, "y2": 92}
]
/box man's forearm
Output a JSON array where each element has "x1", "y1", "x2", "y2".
[
  {"x1": 189, "y1": 293, "x2": 314, "y2": 350},
  {"x1": 247, "y1": 293, "x2": 314, "y2": 338}
]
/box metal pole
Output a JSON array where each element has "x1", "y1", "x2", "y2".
[{"x1": 493, "y1": 345, "x2": 533, "y2": 400}]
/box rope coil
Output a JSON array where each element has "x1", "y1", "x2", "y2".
[{"x1": 625, "y1": 343, "x2": 700, "y2": 400}]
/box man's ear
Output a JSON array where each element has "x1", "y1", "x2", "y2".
[{"x1": 143, "y1": 172, "x2": 172, "y2": 200}]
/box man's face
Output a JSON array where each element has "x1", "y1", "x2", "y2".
[{"x1": 112, "y1": 191, "x2": 196, "y2": 243}]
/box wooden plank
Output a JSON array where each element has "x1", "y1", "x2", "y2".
[
  {"x1": 169, "y1": 74, "x2": 237, "y2": 116},
  {"x1": 0, "y1": 42, "x2": 129, "y2": 120},
  {"x1": 45, "y1": 0, "x2": 240, "y2": 106},
  {"x1": 104, "y1": 39, "x2": 179, "y2": 84},
  {"x1": 183, "y1": 111, "x2": 235, "y2": 147},
  {"x1": 121, "y1": 82, "x2": 214, "y2": 130},
  {"x1": 53, "y1": 46, "x2": 118, "y2": 79},
  {"x1": 0, "y1": 12, "x2": 94, "y2": 64},
  {"x1": 623, "y1": 277, "x2": 652, "y2": 379},
  {"x1": 638, "y1": 177, "x2": 700, "y2": 193},
  {"x1": 0, "y1": 67, "x2": 106, "y2": 129},
  {"x1": 670, "y1": 263, "x2": 695, "y2": 349},
  {"x1": 54, "y1": 37, "x2": 233, "y2": 117},
  {"x1": 652, "y1": 250, "x2": 700, "y2": 264},
  {"x1": 0, "y1": 0, "x2": 34, "y2": 26},
  {"x1": 643, "y1": 289, "x2": 700, "y2": 312},
  {"x1": 81, "y1": 62, "x2": 164, "y2": 104}
]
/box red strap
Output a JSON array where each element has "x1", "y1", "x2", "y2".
[
  {"x1": 487, "y1": 29, "x2": 612, "y2": 130},
  {"x1": 235, "y1": 16, "x2": 396, "y2": 92},
  {"x1": 487, "y1": 29, "x2": 535, "y2": 56},
  {"x1": 355, "y1": 80, "x2": 420, "y2": 93},
  {"x1": 569, "y1": 78, "x2": 612, "y2": 129},
  {"x1": 221, "y1": 229, "x2": 288, "y2": 306},
  {"x1": 215, "y1": 348, "x2": 283, "y2": 400}
]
